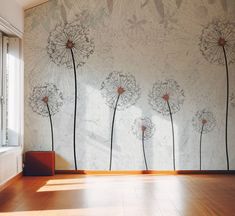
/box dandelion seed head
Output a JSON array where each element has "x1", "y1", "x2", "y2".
[
  {"x1": 101, "y1": 71, "x2": 140, "y2": 110},
  {"x1": 47, "y1": 21, "x2": 95, "y2": 68},
  {"x1": 162, "y1": 93, "x2": 170, "y2": 102},
  {"x1": 192, "y1": 109, "x2": 216, "y2": 134},
  {"x1": 29, "y1": 83, "x2": 63, "y2": 117},
  {"x1": 66, "y1": 40, "x2": 75, "y2": 49},
  {"x1": 218, "y1": 37, "x2": 226, "y2": 47},
  {"x1": 202, "y1": 119, "x2": 207, "y2": 125},
  {"x1": 149, "y1": 79, "x2": 184, "y2": 116},
  {"x1": 117, "y1": 86, "x2": 125, "y2": 95},
  {"x1": 132, "y1": 117, "x2": 155, "y2": 140},
  {"x1": 141, "y1": 125, "x2": 147, "y2": 132},
  {"x1": 199, "y1": 20, "x2": 235, "y2": 65},
  {"x1": 42, "y1": 96, "x2": 49, "y2": 104}
]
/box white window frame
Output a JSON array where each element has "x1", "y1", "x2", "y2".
[
  {"x1": 0, "y1": 28, "x2": 23, "y2": 147},
  {"x1": 0, "y1": 33, "x2": 8, "y2": 145}
]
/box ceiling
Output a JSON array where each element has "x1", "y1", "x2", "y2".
[{"x1": 15, "y1": 0, "x2": 48, "y2": 10}]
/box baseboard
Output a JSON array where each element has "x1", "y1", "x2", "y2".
[
  {"x1": 55, "y1": 170, "x2": 235, "y2": 175},
  {"x1": 0, "y1": 172, "x2": 22, "y2": 192}
]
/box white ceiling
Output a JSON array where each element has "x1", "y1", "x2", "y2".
[{"x1": 15, "y1": 0, "x2": 48, "y2": 10}]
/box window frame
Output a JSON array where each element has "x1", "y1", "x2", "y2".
[
  {"x1": 0, "y1": 33, "x2": 9, "y2": 146},
  {"x1": 0, "y1": 32, "x2": 23, "y2": 147},
  {"x1": 0, "y1": 16, "x2": 23, "y2": 148}
]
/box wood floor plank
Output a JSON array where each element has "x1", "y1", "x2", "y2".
[{"x1": 0, "y1": 174, "x2": 235, "y2": 215}]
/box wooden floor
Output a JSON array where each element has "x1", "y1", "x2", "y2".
[{"x1": 0, "y1": 174, "x2": 235, "y2": 216}]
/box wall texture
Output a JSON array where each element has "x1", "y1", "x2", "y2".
[{"x1": 24, "y1": 0, "x2": 235, "y2": 170}]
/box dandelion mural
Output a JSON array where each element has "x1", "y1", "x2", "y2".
[
  {"x1": 47, "y1": 21, "x2": 95, "y2": 170},
  {"x1": 101, "y1": 71, "x2": 141, "y2": 170},
  {"x1": 200, "y1": 20, "x2": 235, "y2": 170},
  {"x1": 29, "y1": 83, "x2": 63, "y2": 151},
  {"x1": 149, "y1": 79, "x2": 184, "y2": 170},
  {"x1": 192, "y1": 109, "x2": 216, "y2": 170},
  {"x1": 132, "y1": 117, "x2": 155, "y2": 170}
]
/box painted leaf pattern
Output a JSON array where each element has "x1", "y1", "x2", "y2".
[
  {"x1": 220, "y1": 0, "x2": 228, "y2": 12},
  {"x1": 208, "y1": 0, "x2": 215, "y2": 4},
  {"x1": 60, "y1": 5, "x2": 67, "y2": 23},
  {"x1": 154, "y1": 0, "x2": 164, "y2": 19},
  {"x1": 141, "y1": 0, "x2": 150, "y2": 8},
  {"x1": 63, "y1": 0, "x2": 73, "y2": 9},
  {"x1": 107, "y1": 0, "x2": 113, "y2": 14},
  {"x1": 176, "y1": 0, "x2": 183, "y2": 8}
]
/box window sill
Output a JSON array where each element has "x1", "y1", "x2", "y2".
[{"x1": 0, "y1": 146, "x2": 21, "y2": 154}]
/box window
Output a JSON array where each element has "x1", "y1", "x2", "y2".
[{"x1": 0, "y1": 31, "x2": 22, "y2": 146}]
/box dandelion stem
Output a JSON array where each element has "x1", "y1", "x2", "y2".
[
  {"x1": 222, "y1": 46, "x2": 230, "y2": 171},
  {"x1": 46, "y1": 103, "x2": 54, "y2": 151},
  {"x1": 109, "y1": 94, "x2": 120, "y2": 171},
  {"x1": 199, "y1": 124, "x2": 204, "y2": 170},
  {"x1": 167, "y1": 100, "x2": 175, "y2": 170},
  {"x1": 71, "y1": 49, "x2": 78, "y2": 170},
  {"x1": 142, "y1": 130, "x2": 148, "y2": 170}
]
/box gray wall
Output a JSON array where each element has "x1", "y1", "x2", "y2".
[{"x1": 24, "y1": 0, "x2": 235, "y2": 170}]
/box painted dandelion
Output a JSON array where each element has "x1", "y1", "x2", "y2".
[
  {"x1": 47, "y1": 21, "x2": 95, "y2": 170},
  {"x1": 29, "y1": 83, "x2": 63, "y2": 151},
  {"x1": 149, "y1": 79, "x2": 184, "y2": 170},
  {"x1": 132, "y1": 117, "x2": 155, "y2": 170},
  {"x1": 101, "y1": 71, "x2": 141, "y2": 170},
  {"x1": 192, "y1": 109, "x2": 216, "y2": 170},
  {"x1": 200, "y1": 20, "x2": 235, "y2": 170}
]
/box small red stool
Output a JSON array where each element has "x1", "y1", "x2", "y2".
[{"x1": 24, "y1": 151, "x2": 55, "y2": 176}]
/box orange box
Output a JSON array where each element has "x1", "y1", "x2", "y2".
[{"x1": 24, "y1": 151, "x2": 55, "y2": 176}]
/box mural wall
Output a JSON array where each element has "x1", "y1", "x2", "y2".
[{"x1": 24, "y1": 0, "x2": 235, "y2": 170}]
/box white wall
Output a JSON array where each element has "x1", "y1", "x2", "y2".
[
  {"x1": 0, "y1": 148, "x2": 22, "y2": 186},
  {"x1": 0, "y1": 0, "x2": 24, "y2": 34}
]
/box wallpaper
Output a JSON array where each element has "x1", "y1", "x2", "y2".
[{"x1": 24, "y1": 0, "x2": 235, "y2": 170}]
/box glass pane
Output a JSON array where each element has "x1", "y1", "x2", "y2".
[
  {"x1": 6, "y1": 37, "x2": 20, "y2": 146},
  {"x1": 0, "y1": 32, "x2": 2, "y2": 145}
]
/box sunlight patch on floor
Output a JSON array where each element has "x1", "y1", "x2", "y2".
[
  {"x1": 0, "y1": 207, "x2": 124, "y2": 216},
  {"x1": 37, "y1": 175, "x2": 183, "y2": 192},
  {"x1": 37, "y1": 183, "x2": 89, "y2": 192}
]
